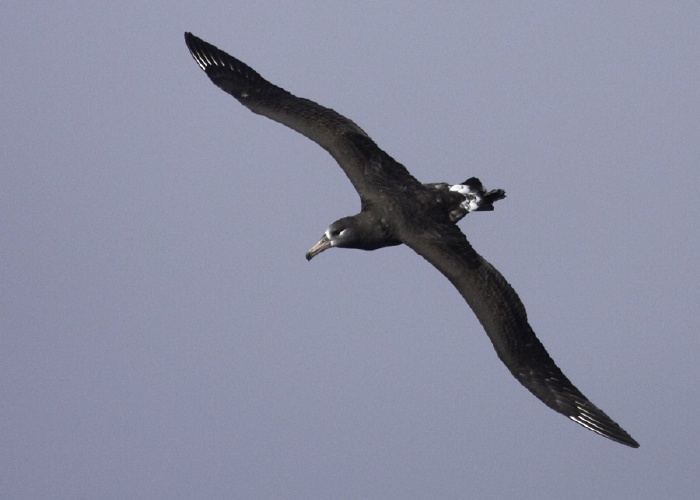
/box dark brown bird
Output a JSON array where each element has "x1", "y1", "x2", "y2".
[{"x1": 184, "y1": 32, "x2": 638, "y2": 448}]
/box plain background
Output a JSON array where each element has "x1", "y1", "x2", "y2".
[{"x1": 3, "y1": 2, "x2": 699, "y2": 499}]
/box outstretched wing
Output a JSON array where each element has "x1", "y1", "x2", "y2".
[
  {"x1": 184, "y1": 32, "x2": 417, "y2": 196},
  {"x1": 401, "y1": 223, "x2": 639, "y2": 447}
]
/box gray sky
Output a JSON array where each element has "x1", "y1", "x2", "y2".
[{"x1": 3, "y1": 2, "x2": 699, "y2": 498}]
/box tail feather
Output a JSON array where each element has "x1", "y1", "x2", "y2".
[{"x1": 449, "y1": 177, "x2": 506, "y2": 220}]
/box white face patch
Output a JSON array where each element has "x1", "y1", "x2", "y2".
[{"x1": 325, "y1": 228, "x2": 338, "y2": 246}]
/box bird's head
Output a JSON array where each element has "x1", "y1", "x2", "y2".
[{"x1": 305, "y1": 216, "x2": 360, "y2": 261}]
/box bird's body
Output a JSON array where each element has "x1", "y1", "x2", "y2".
[{"x1": 185, "y1": 32, "x2": 638, "y2": 448}]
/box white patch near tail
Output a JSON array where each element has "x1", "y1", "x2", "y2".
[{"x1": 449, "y1": 183, "x2": 482, "y2": 213}]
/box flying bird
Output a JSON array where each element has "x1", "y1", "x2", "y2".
[{"x1": 184, "y1": 32, "x2": 639, "y2": 448}]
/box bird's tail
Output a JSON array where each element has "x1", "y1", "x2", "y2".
[{"x1": 448, "y1": 177, "x2": 506, "y2": 220}]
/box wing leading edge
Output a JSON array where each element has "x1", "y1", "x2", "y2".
[{"x1": 185, "y1": 32, "x2": 410, "y2": 196}]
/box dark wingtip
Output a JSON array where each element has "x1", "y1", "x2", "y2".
[
  {"x1": 569, "y1": 413, "x2": 640, "y2": 448},
  {"x1": 184, "y1": 32, "x2": 205, "y2": 54}
]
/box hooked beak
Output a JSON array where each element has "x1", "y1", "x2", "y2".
[{"x1": 306, "y1": 234, "x2": 332, "y2": 261}]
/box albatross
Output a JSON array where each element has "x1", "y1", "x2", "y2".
[{"x1": 184, "y1": 32, "x2": 639, "y2": 448}]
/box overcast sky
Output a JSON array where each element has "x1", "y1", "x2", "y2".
[{"x1": 3, "y1": 2, "x2": 699, "y2": 499}]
